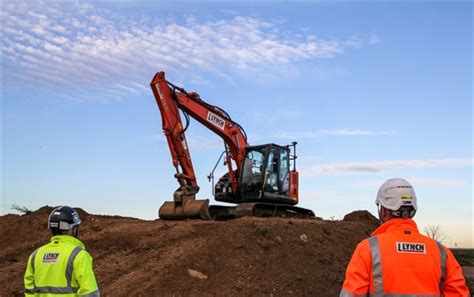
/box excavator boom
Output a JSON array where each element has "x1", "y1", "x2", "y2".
[{"x1": 150, "y1": 72, "x2": 247, "y2": 219}]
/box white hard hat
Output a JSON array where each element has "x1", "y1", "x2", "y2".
[{"x1": 376, "y1": 178, "x2": 417, "y2": 211}]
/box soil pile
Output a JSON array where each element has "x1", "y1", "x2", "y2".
[
  {"x1": 343, "y1": 210, "x2": 379, "y2": 224},
  {"x1": 1, "y1": 207, "x2": 380, "y2": 296}
]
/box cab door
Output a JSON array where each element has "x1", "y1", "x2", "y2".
[{"x1": 264, "y1": 146, "x2": 290, "y2": 196}]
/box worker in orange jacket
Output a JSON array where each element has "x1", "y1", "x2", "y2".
[{"x1": 340, "y1": 178, "x2": 470, "y2": 297}]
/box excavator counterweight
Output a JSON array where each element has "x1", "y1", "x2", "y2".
[{"x1": 150, "y1": 71, "x2": 314, "y2": 220}]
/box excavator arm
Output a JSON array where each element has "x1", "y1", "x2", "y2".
[{"x1": 150, "y1": 71, "x2": 248, "y2": 219}]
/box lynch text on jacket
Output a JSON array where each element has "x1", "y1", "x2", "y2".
[{"x1": 396, "y1": 242, "x2": 426, "y2": 254}]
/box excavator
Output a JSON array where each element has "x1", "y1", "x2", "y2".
[{"x1": 150, "y1": 71, "x2": 315, "y2": 220}]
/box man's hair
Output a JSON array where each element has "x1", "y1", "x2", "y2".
[
  {"x1": 51, "y1": 225, "x2": 78, "y2": 236},
  {"x1": 51, "y1": 229, "x2": 69, "y2": 236}
]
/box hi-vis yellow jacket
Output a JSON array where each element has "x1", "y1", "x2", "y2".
[{"x1": 24, "y1": 235, "x2": 99, "y2": 297}]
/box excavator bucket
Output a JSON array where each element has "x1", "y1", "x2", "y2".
[{"x1": 158, "y1": 197, "x2": 212, "y2": 220}]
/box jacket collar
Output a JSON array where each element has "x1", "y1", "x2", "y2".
[
  {"x1": 50, "y1": 235, "x2": 85, "y2": 249},
  {"x1": 371, "y1": 218, "x2": 419, "y2": 236}
]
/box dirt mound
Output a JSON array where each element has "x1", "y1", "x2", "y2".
[
  {"x1": 30, "y1": 205, "x2": 90, "y2": 218},
  {"x1": 343, "y1": 210, "x2": 379, "y2": 224},
  {"x1": 0, "y1": 207, "x2": 379, "y2": 296}
]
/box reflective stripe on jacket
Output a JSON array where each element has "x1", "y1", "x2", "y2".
[
  {"x1": 340, "y1": 218, "x2": 470, "y2": 297},
  {"x1": 24, "y1": 235, "x2": 100, "y2": 297}
]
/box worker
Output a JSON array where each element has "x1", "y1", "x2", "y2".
[
  {"x1": 24, "y1": 206, "x2": 100, "y2": 296},
  {"x1": 340, "y1": 178, "x2": 470, "y2": 297}
]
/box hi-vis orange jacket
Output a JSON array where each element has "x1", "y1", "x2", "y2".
[{"x1": 340, "y1": 218, "x2": 470, "y2": 297}]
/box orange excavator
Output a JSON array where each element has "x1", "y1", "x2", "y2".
[{"x1": 150, "y1": 71, "x2": 315, "y2": 220}]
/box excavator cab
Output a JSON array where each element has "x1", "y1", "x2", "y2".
[{"x1": 215, "y1": 143, "x2": 298, "y2": 206}]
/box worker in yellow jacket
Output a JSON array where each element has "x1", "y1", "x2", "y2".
[{"x1": 24, "y1": 206, "x2": 99, "y2": 296}]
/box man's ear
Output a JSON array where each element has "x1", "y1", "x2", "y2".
[
  {"x1": 72, "y1": 225, "x2": 79, "y2": 237},
  {"x1": 379, "y1": 206, "x2": 390, "y2": 223}
]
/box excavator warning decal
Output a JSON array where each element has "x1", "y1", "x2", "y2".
[
  {"x1": 207, "y1": 112, "x2": 225, "y2": 130},
  {"x1": 156, "y1": 85, "x2": 163, "y2": 100},
  {"x1": 155, "y1": 84, "x2": 169, "y2": 112}
]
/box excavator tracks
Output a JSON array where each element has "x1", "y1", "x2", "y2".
[{"x1": 208, "y1": 203, "x2": 315, "y2": 220}]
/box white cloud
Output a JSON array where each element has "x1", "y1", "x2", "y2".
[
  {"x1": 348, "y1": 178, "x2": 468, "y2": 188},
  {"x1": 251, "y1": 129, "x2": 394, "y2": 141},
  {"x1": 369, "y1": 32, "x2": 381, "y2": 44},
  {"x1": 2, "y1": 1, "x2": 373, "y2": 101},
  {"x1": 408, "y1": 178, "x2": 467, "y2": 187},
  {"x1": 301, "y1": 158, "x2": 474, "y2": 176}
]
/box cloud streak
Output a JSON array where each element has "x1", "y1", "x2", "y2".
[
  {"x1": 301, "y1": 158, "x2": 473, "y2": 176},
  {"x1": 348, "y1": 178, "x2": 468, "y2": 188},
  {"x1": 408, "y1": 178, "x2": 468, "y2": 187},
  {"x1": 251, "y1": 129, "x2": 393, "y2": 141},
  {"x1": 2, "y1": 1, "x2": 372, "y2": 101},
  {"x1": 280, "y1": 129, "x2": 394, "y2": 138}
]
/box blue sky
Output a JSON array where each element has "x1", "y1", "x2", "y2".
[{"x1": 1, "y1": 1, "x2": 472, "y2": 247}]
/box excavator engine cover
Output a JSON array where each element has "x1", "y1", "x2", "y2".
[{"x1": 159, "y1": 195, "x2": 211, "y2": 220}]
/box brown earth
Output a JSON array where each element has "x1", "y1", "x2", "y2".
[{"x1": 0, "y1": 207, "x2": 468, "y2": 296}]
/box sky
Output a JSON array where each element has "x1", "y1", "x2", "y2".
[{"x1": 1, "y1": 1, "x2": 472, "y2": 247}]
